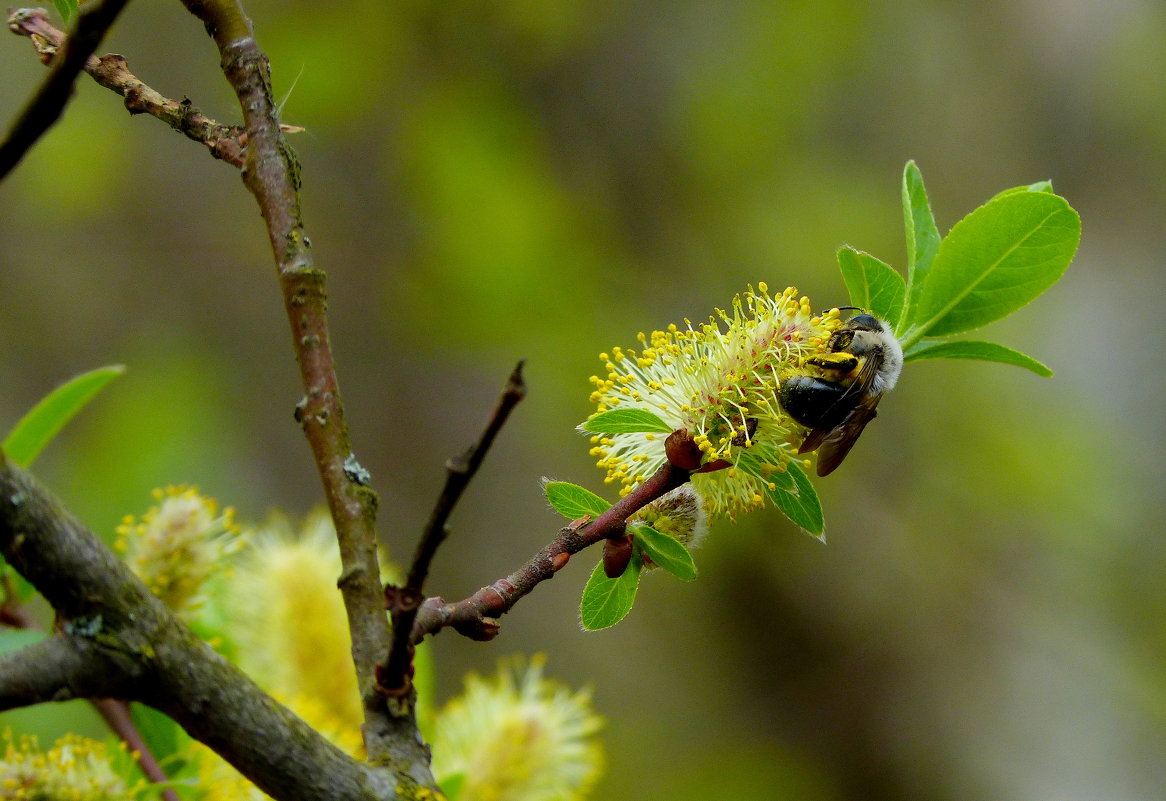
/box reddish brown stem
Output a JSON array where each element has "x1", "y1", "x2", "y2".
[
  {"x1": 93, "y1": 699, "x2": 181, "y2": 801},
  {"x1": 410, "y1": 461, "x2": 691, "y2": 643}
]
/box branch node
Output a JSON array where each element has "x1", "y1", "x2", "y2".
[
  {"x1": 603, "y1": 534, "x2": 634, "y2": 578},
  {"x1": 664, "y1": 428, "x2": 703, "y2": 471},
  {"x1": 383, "y1": 584, "x2": 423, "y2": 613},
  {"x1": 452, "y1": 616, "x2": 501, "y2": 642}
]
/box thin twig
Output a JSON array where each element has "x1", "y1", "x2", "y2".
[
  {"x1": 410, "y1": 460, "x2": 691, "y2": 643},
  {"x1": 6, "y1": 8, "x2": 247, "y2": 167},
  {"x1": 0, "y1": 0, "x2": 133, "y2": 181},
  {"x1": 92, "y1": 699, "x2": 182, "y2": 801},
  {"x1": 379, "y1": 361, "x2": 527, "y2": 699}
]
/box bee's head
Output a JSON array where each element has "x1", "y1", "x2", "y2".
[
  {"x1": 843, "y1": 313, "x2": 881, "y2": 331},
  {"x1": 827, "y1": 309, "x2": 876, "y2": 351},
  {"x1": 827, "y1": 312, "x2": 896, "y2": 360}
]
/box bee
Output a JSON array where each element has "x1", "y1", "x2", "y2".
[{"x1": 778, "y1": 311, "x2": 903, "y2": 476}]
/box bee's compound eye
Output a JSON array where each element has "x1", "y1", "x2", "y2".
[
  {"x1": 848, "y1": 314, "x2": 879, "y2": 329},
  {"x1": 828, "y1": 330, "x2": 854, "y2": 351}
]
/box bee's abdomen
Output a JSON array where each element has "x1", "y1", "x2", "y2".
[{"x1": 779, "y1": 375, "x2": 851, "y2": 429}]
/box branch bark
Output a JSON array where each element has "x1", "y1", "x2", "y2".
[
  {"x1": 6, "y1": 0, "x2": 429, "y2": 787},
  {"x1": 0, "y1": 635, "x2": 129, "y2": 708},
  {"x1": 175, "y1": 0, "x2": 429, "y2": 781}
]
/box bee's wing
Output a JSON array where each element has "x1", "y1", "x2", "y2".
[
  {"x1": 800, "y1": 349, "x2": 887, "y2": 476},
  {"x1": 814, "y1": 394, "x2": 881, "y2": 476},
  {"x1": 797, "y1": 425, "x2": 829, "y2": 456}
]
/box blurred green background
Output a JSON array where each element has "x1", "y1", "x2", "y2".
[{"x1": 2, "y1": 1, "x2": 1164, "y2": 798}]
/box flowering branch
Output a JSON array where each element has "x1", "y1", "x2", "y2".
[
  {"x1": 0, "y1": 573, "x2": 180, "y2": 799},
  {"x1": 0, "y1": 452, "x2": 397, "y2": 801},
  {"x1": 5, "y1": 8, "x2": 246, "y2": 167},
  {"x1": 0, "y1": 0, "x2": 132, "y2": 180},
  {"x1": 380, "y1": 361, "x2": 527, "y2": 700},
  {"x1": 410, "y1": 460, "x2": 690, "y2": 643}
]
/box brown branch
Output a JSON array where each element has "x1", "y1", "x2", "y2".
[
  {"x1": 0, "y1": 635, "x2": 130, "y2": 708},
  {"x1": 380, "y1": 362, "x2": 527, "y2": 700},
  {"x1": 0, "y1": 641, "x2": 179, "y2": 800},
  {"x1": 0, "y1": 452, "x2": 398, "y2": 801},
  {"x1": 7, "y1": 8, "x2": 247, "y2": 167},
  {"x1": 0, "y1": 0, "x2": 132, "y2": 181},
  {"x1": 411, "y1": 460, "x2": 691, "y2": 643},
  {"x1": 175, "y1": 0, "x2": 427, "y2": 779},
  {"x1": 2, "y1": 569, "x2": 179, "y2": 800},
  {"x1": 10, "y1": 0, "x2": 423, "y2": 782}
]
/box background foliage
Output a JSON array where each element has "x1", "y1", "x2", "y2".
[{"x1": 1, "y1": 1, "x2": 1163, "y2": 798}]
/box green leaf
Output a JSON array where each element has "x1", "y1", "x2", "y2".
[
  {"x1": 907, "y1": 192, "x2": 1080, "y2": 343},
  {"x1": 579, "y1": 408, "x2": 673, "y2": 434},
  {"x1": 130, "y1": 703, "x2": 189, "y2": 773},
  {"x1": 413, "y1": 641, "x2": 437, "y2": 738},
  {"x1": 3, "y1": 365, "x2": 125, "y2": 467},
  {"x1": 0, "y1": 562, "x2": 35, "y2": 604},
  {"x1": 991, "y1": 180, "x2": 1054, "y2": 200},
  {"x1": 0, "y1": 628, "x2": 46, "y2": 654},
  {"x1": 631, "y1": 524, "x2": 697, "y2": 581},
  {"x1": 766, "y1": 461, "x2": 825, "y2": 540},
  {"x1": 544, "y1": 481, "x2": 612, "y2": 519},
  {"x1": 579, "y1": 556, "x2": 641, "y2": 630},
  {"x1": 904, "y1": 340, "x2": 1053, "y2": 377},
  {"x1": 439, "y1": 774, "x2": 466, "y2": 801},
  {"x1": 901, "y1": 160, "x2": 941, "y2": 331},
  {"x1": 52, "y1": 0, "x2": 79, "y2": 22},
  {"x1": 732, "y1": 445, "x2": 823, "y2": 538},
  {"x1": 837, "y1": 247, "x2": 906, "y2": 327}
]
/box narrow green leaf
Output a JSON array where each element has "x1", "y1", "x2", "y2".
[
  {"x1": 766, "y1": 461, "x2": 825, "y2": 540},
  {"x1": 908, "y1": 192, "x2": 1080, "y2": 343},
  {"x1": 52, "y1": 0, "x2": 80, "y2": 22},
  {"x1": 3, "y1": 365, "x2": 126, "y2": 467},
  {"x1": 0, "y1": 628, "x2": 46, "y2": 654},
  {"x1": 580, "y1": 556, "x2": 641, "y2": 630},
  {"x1": 837, "y1": 247, "x2": 906, "y2": 327},
  {"x1": 579, "y1": 408, "x2": 672, "y2": 435},
  {"x1": 903, "y1": 340, "x2": 1053, "y2": 376},
  {"x1": 439, "y1": 774, "x2": 466, "y2": 801},
  {"x1": 631, "y1": 524, "x2": 697, "y2": 581},
  {"x1": 0, "y1": 562, "x2": 34, "y2": 604},
  {"x1": 544, "y1": 481, "x2": 612, "y2": 519},
  {"x1": 130, "y1": 703, "x2": 189, "y2": 770},
  {"x1": 413, "y1": 642, "x2": 437, "y2": 737},
  {"x1": 901, "y1": 160, "x2": 941, "y2": 331}
]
